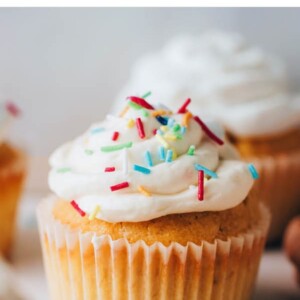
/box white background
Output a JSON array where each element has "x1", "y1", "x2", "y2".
[{"x1": 0, "y1": 8, "x2": 300, "y2": 156}]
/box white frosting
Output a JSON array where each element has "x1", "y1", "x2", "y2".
[
  {"x1": 114, "y1": 31, "x2": 300, "y2": 137},
  {"x1": 49, "y1": 103, "x2": 254, "y2": 222}
]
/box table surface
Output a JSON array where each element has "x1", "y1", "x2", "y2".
[{"x1": 6, "y1": 191, "x2": 300, "y2": 300}]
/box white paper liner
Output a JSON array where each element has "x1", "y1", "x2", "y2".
[
  {"x1": 37, "y1": 196, "x2": 270, "y2": 300},
  {"x1": 249, "y1": 148, "x2": 300, "y2": 242}
]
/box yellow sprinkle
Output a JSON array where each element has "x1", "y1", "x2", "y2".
[
  {"x1": 138, "y1": 185, "x2": 152, "y2": 197},
  {"x1": 160, "y1": 125, "x2": 168, "y2": 132},
  {"x1": 151, "y1": 110, "x2": 169, "y2": 117},
  {"x1": 119, "y1": 105, "x2": 129, "y2": 117},
  {"x1": 182, "y1": 111, "x2": 193, "y2": 127},
  {"x1": 164, "y1": 133, "x2": 177, "y2": 141},
  {"x1": 88, "y1": 205, "x2": 101, "y2": 220},
  {"x1": 156, "y1": 134, "x2": 169, "y2": 148},
  {"x1": 171, "y1": 147, "x2": 178, "y2": 159},
  {"x1": 127, "y1": 118, "x2": 135, "y2": 128}
]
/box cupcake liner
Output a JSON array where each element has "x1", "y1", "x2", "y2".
[
  {"x1": 249, "y1": 148, "x2": 300, "y2": 242},
  {"x1": 37, "y1": 196, "x2": 270, "y2": 300}
]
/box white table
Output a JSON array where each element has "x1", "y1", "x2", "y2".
[{"x1": 8, "y1": 191, "x2": 300, "y2": 300}]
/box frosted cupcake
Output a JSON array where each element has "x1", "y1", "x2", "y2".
[
  {"x1": 0, "y1": 101, "x2": 26, "y2": 257},
  {"x1": 115, "y1": 31, "x2": 300, "y2": 242},
  {"x1": 37, "y1": 97, "x2": 269, "y2": 299}
]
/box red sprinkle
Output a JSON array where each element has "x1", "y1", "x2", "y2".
[
  {"x1": 198, "y1": 170, "x2": 204, "y2": 201},
  {"x1": 105, "y1": 167, "x2": 115, "y2": 172},
  {"x1": 194, "y1": 116, "x2": 224, "y2": 146},
  {"x1": 152, "y1": 128, "x2": 157, "y2": 135},
  {"x1": 5, "y1": 101, "x2": 21, "y2": 117},
  {"x1": 177, "y1": 98, "x2": 191, "y2": 114},
  {"x1": 110, "y1": 181, "x2": 130, "y2": 192},
  {"x1": 136, "y1": 117, "x2": 146, "y2": 139},
  {"x1": 127, "y1": 96, "x2": 154, "y2": 110},
  {"x1": 70, "y1": 200, "x2": 86, "y2": 217},
  {"x1": 112, "y1": 131, "x2": 119, "y2": 141}
]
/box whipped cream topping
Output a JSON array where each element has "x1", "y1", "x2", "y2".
[
  {"x1": 49, "y1": 98, "x2": 254, "y2": 223},
  {"x1": 114, "y1": 31, "x2": 300, "y2": 137}
]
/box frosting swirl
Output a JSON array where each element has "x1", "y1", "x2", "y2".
[
  {"x1": 114, "y1": 31, "x2": 300, "y2": 137},
  {"x1": 49, "y1": 98, "x2": 254, "y2": 223}
]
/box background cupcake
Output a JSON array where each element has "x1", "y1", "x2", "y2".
[
  {"x1": 0, "y1": 101, "x2": 26, "y2": 257},
  {"x1": 114, "y1": 31, "x2": 300, "y2": 242},
  {"x1": 38, "y1": 97, "x2": 269, "y2": 299}
]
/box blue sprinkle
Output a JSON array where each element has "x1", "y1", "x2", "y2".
[
  {"x1": 159, "y1": 146, "x2": 165, "y2": 161},
  {"x1": 156, "y1": 129, "x2": 163, "y2": 135},
  {"x1": 167, "y1": 118, "x2": 175, "y2": 128},
  {"x1": 90, "y1": 127, "x2": 105, "y2": 134},
  {"x1": 145, "y1": 150, "x2": 153, "y2": 167},
  {"x1": 156, "y1": 116, "x2": 168, "y2": 125},
  {"x1": 165, "y1": 149, "x2": 173, "y2": 163},
  {"x1": 194, "y1": 164, "x2": 218, "y2": 178},
  {"x1": 181, "y1": 126, "x2": 187, "y2": 135},
  {"x1": 248, "y1": 164, "x2": 259, "y2": 179},
  {"x1": 133, "y1": 164, "x2": 151, "y2": 174}
]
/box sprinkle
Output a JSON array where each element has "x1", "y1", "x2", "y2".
[
  {"x1": 156, "y1": 129, "x2": 163, "y2": 135},
  {"x1": 136, "y1": 117, "x2": 146, "y2": 139},
  {"x1": 57, "y1": 167, "x2": 71, "y2": 173},
  {"x1": 90, "y1": 127, "x2": 105, "y2": 134},
  {"x1": 181, "y1": 126, "x2": 187, "y2": 135},
  {"x1": 172, "y1": 124, "x2": 181, "y2": 132},
  {"x1": 167, "y1": 118, "x2": 175, "y2": 127},
  {"x1": 160, "y1": 125, "x2": 168, "y2": 132},
  {"x1": 194, "y1": 164, "x2": 218, "y2": 178},
  {"x1": 155, "y1": 116, "x2": 168, "y2": 125},
  {"x1": 152, "y1": 128, "x2": 157, "y2": 135},
  {"x1": 187, "y1": 145, "x2": 195, "y2": 156},
  {"x1": 198, "y1": 170, "x2": 204, "y2": 201},
  {"x1": 138, "y1": 185, "x2": 152, "y2": 197},
  {"x1": 171, "y1": 147, "x2": 178, "y2": 159},
  {"x1": 145, "y1": 150, "x2": 153, "y2": 167},
  {"x1": 248, "y1": 164, "x2": 259, "y2": 179},
  {"x1": 128, "y1": 101, "x2": 142, "y2": 110},
  {"x1": 85, "y1": 149, "x2": 94, "y2": 155},
  {"x1": 182, "y1": 111, "x2": 193, "y2": 127},
  {"x1": 165, "y1": 149, "x2": 173, "y2": 163},
  {"x1": 105, "y1": 167, "x2": 115, "y2": 172},
  {"x1": 177, "y1": 98, "x2": 191, "y2": 114},
  {"x1": 151, "y1": 110, "x2": 169, "y2": 117},
  {"x1": 194, "y1": 116, "x2": 224, "y2": 145},
  {"x1": 159, "y1": 146, "x2": 165, "y2": 161},
  {"x1": 142, "y1": 109, "x2": 149, "y2": 117},
  {"x1": 70, "y1": 200, "x2": 86, "y2": 217},
  {"x1": 164, "y1": 133, "x2": 177, "y2": 141},
  {"x1": 119, "y1": 105, "x2": 129, "y2": 117},
  {"x1": 101, "y1": 142, "x2": 133, "y2": 152},
  {"x1": 112, "y1": 131, "x2": 119, "y2": 141},
  {"x1": 5, "y1": 101, "x2": 21, "y2": 117},
  {"x1": 89, "y1": 205, "x2": 100, "y2": 220},
  {"x1": 127, "y1": 119, "x2": 135, "y2": 128},
  {"x1": 127, "y1": 96, "x2": 155, "y2": 110},
  {"x1": 110, "y1": 181, "x2": 130, "y2": 192},
  {"x1": 155, "y1": 134, "x2": 169, "y2": 148},
  {"x1": 133, "y1": 164, "x2": 151, "y2": 174},
  {"x1": 123, "y1": 148, "x2": 128, "y2": 174},
  {"x1": 142, "y1": 91, "x2": 152, "y2": 98}
]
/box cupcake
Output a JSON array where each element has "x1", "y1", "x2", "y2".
[
  {"x1": 37, "y1": 97, "x2": 270, "y2": 299},
  {"x1": 114, "y1": 31, "x2": 300, "y2": 242},
  {"x1": 0, "y1": 101, "x2": 26, "y2": 257}
]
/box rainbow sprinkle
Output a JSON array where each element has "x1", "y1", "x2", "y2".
[
  {"x1": 182, "y1": 111, "x2": 193, "y2": 127},
  {"x1": 159, "y1": 146, "x2": 165, "y2": 161},
  {"x1": 105, "y1": 167, "x2": 115, "y2": 172},
  {"x1": 164, "y1": 133, "x2": 177, "y2": 141},
  {"x1": 136, "y1": 117, "x2": 146, "y2": 139},
  {"x1": 181, "y1": 126, "x2": 187, "y2": 135},
  {"x1": 5, "y1": 101, "x2": 21, "y2": 117},
  {"x1": 172, "y1": 124, "x2": 181, "y2": 132},
  {"x1": 127, "y1": 96, "x2": 154, "y2": 110},
  {"x1": 127, "y1": 119, "x2": 135, "y2": 128},
  {"x1": 112, "y1": 131, "x2": 119, "y2": 141},
  {"x1": 145, "y1": 150, "x2": 153, "y2": 167},
  {"x1": 142, "y1": 109, "x2": 149, "y2": 117},
  {"x1": 165, "y1": 149, "x2": 173, "y2": 163},
  {"x1": 187, "y1": 145, "x2": 195, "y2": 156},
  {"x1": 101, "y1": 142, "x2": 133, "y2": 152},
  {"x1": 177, "y1": 98, "x2": 191, "y2": 114},
  {"x1": 90, "y1": 127, "x2": 105, "y2": 134},
  {"x1": 194, "y1": 164, "x2": 218, "y2": 178},
  {"x1": 128, "y1": 101, "x2": 142, "y2": 110},
  {"x1": 88, "y1": 205, "x2": 100, "y2": 220},
  {"x1": 151, "y1": 110, "x2": 169, "y2": 117},
  {"x1": 70, "y1": 200, "x2": 86, "y2": 217},
  {"x1": 138, "y1": 185, "x2": 152, "y2": 197},
  {"x1": 110, "y1": 181, "x2": 130, "y2": 192},
  {"x1": 156, "y1": 115, "x2": 168, "y2": 125},
  {"x1": 57, "y1": 167, "x2": 71, "y2": 173},
  {"x1": 133, "y1": 164, "x2": 151, "y2": 174},
  {"x1": 155, "y1": 134, "x2": 169, "y2": 148},
  {"x1": 119, "y1": 105, "x2": 129, "y2": 117},
  {"x1": 248, "y1": 164, "x2": 259, "y2": 179},
  {"x1": 167, "y1": 118, "x2": 175, "y2": 127},
  {"x1": 142, "y1": 91, "x2": 152, "y2": 98},
  {"x1": 198, "y1": 170, "x2": 204, "y2": 201}
]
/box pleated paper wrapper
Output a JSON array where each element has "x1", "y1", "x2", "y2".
[{"x1": 37, "y1": 197, "x2": 270, "y2": 300}]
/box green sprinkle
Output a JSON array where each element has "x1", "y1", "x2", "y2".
[
  {"x1": 101, "y1": 142, "x2": 133, "y2": 152},
  {"x1": 85, "y1": 149, "x2": 94, "y2": 155},
  {"x1": 57, "y1": 167, "x2": 71, "y2": 173},
  {"x1": 128, "y1": 101, "x2": 142, "y2": 110},
  {"x1": 187, "y1": 145, "x2": 195, "y2": 156},
  {"x1": 142, "y1": 91, "x2": 152, "y2": 98},
  {"x1": 172, "y1": 124, "x2": 181, "y2": 132},
  {"x1": 142, "y1": 109, "x2": 149, "y2": 117}
]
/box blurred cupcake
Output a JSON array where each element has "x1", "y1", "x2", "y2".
[
  {"x1": 0, "y1": 101, "x2": 26, "y2": 257},
  {"x1": 37, "y1": 97, "x2": 269, "y2": 299},
  {"x1": 114, "y1": 31, "x2": 300, "y2": 242}
]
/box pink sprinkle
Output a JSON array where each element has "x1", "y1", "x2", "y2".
[
  {"x1": 136, "y1": 118, "x2": 146, "y2": 139},
  {"x1": 110, "y1": 181, "x2": 130, "y2": 192},
  {"x1": 152, "y1": 128, "x2": 157, "y2": 135},
  {"x1": 112, "y1": 131, "x2": 119, "y2": 141},
  {"x1": 177, "y1": 98, "x2": 191, "y2": 114},
  {"x1": 105, "y1": 167, "x2": 115, "y2": 172},
  {"x1": 70, "y1": 200, "x2": 86, "y2": 217},
  {"x1": 5, "y1": 101, "x2": 21, "y2": 117},
  {"x1": 198, "y1": 170, "x2": 204, "y2": 201},
  {"x1": 194, "y1": 116, "x2": 224, "y2": 146}
]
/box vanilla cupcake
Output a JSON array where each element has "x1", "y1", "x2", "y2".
[
  {"x1": 114, "y1": 31, "x2": 300, "y2": 242},
  {"x1": 0, "y1": 101, "x2": 26, "y2": 257},
  {"x1": 37, "y1": 97, "x2": 269, "y2": 299}
]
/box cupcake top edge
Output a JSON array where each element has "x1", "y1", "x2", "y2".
[{"x1": 49, "y1": 96, "x2": 257, "y2": 223}]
